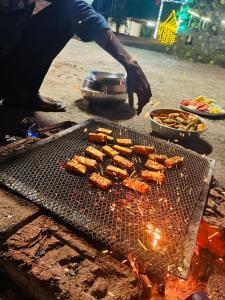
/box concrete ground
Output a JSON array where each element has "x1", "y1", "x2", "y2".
[{"x1": 0, "y1": 38, "x2": 225, "y2": 184}]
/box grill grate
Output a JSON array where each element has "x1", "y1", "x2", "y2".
[{"x1": 0, "y1": 119, "x2": 214, "y2": 277}]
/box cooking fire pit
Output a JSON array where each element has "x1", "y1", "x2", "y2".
[{"x1": 0, "y1": 119, "x2": 215, "y2": 278}]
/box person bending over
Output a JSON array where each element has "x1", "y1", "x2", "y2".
[{"x1": 0, "y1": 0, "x2": 152, "y2": 114}]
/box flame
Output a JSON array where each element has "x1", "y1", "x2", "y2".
[
  {"x1": 152, "y1": 228, "x2": 161, "y2": 249},
  {"x1": 146, "y1": 223, "x2": 161, "y2": 250}
]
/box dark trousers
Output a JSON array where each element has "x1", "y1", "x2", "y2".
[{"x1": 0, "y1": 0, "x2": 77, "y2": 96}]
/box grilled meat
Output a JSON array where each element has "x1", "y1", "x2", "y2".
[
  {"x1": 122, "y1": 178, "x2": 150, "y2": 194},
  {"x1": 113, "y1": 155, "x2": 134, "y2": 170},
  {"x1": 133, "y1": 145, "x2": 155, "y2": 155},
  {"x1": 164, "y1": 156, "x2": 184, "y2": 169},
  {"x1": 89, "y1": 173, "x2": 112, "y2": 190},
  {"x1": 102, "y1": 145, "x2": 119, "y2": 158},
  {"x1": 113, "y1": 145, "x2": 132, "y2": 156},
  {"x1": 148, "y1": 154, "x2": 168, "y2": 163},
  {"x1": 103, "y1": 134, "x2": 114, "y2": 142},
  {"x1": 141, "y1": 170, "x2": 165, "y2": 183},
  {"x1": 97, "y1": 128, "x2": 112, "y2": 135},
  {"x1": 65, "y1": 160, "x2": 86, "y2": 175},
  {"x1": 106, "y1": 165, "x2": 128, "y2": 179},
  {"x1": 88, "y1": 133, "x2": 107, "y2": 144},
  {"x1": 145, "y1": 159, "x2": 164, "y2": 172},
  {"x1": 85, "y1": 146, "x2": 105, "y2": 162},
  {"x1": 74, "y1": 156, "x2": 97, "y2": 170},
  {"x1": 116, "y1": 138, "x2": 132, "y2": 146}
]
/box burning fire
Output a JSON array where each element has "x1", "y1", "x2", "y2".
[{"x1": 146, "y1": 223, "x2": 161, "y2": 250}]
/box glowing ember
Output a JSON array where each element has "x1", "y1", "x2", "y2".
[
  {"x1": 137, "y1": 205, "x2": 144, "y2": 217},
  {"x1": 127, "y1": 253, "x2": 139, "y2": 277},
  {"x1": 146, "y1": 224, "x2": 161, "y2": 250},
  {"x1": 138, "y1": 239, "x2": 148, "y2": 251},
  {"x1": 146, "y1": 223, "x2": 154, "y2": 234},
  {"x1": 152, "y1": 228, "x2": 161, "y2": 249},
  {"x1": 102, "y1": 249, "x2": 109, "y2": 254}
]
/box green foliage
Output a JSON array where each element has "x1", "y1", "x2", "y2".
[{"x1": 178, "y1": 0, "x2": 225, "y2": 33}]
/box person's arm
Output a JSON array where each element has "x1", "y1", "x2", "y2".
[{"x1": 95, "y1": 29, "x2": 152, "y2": 114}]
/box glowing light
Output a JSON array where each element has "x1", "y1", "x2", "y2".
[
  {"x1": 188, "y1": 9, "x2": 211, "y2": 23},
  {"x1": 188, "y1": 9, "x2": 199, "y2": 18},
  {"x1": 158, "y1": 10, "x2": 177, "y2": 45},
  {"x1": 138, "y1": 239, "x2": 148, "y2": 251},
  {"x1": 152, "y1": 228, "x2": 161, "y2": 249},
  {"x1": 147, "y1": 21, "x2": 156, "y2": 27},
  {"x1": 146, "y1": 223, "x2": 161, "y2": 250}
]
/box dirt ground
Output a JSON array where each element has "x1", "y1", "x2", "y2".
[
  {"x1": 0, "y1": 38, "x2": 225, "y2": 185},
  {"x1": 41, "y1": 39, "x2": 225, "y2": 184}
]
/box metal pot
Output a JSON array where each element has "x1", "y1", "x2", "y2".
[{"x1": 81, "y1": 71, "x2": 127, "y2": 103}]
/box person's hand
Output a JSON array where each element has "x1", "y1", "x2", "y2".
[{"x1": 126, "y1": 60, "x2": 152, "y2": 115}]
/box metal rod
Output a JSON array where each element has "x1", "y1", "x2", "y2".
[{"x1": 154, "y1": 0, "x2": 164, "y2": 39}]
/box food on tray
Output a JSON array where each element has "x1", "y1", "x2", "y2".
[
  {"x1": 102, "y1": 145, "x2": 119, "y2": 158},
  {"x1": 89, "y1": 173, "x2": 112, "y2": 190},
  {"x1": 113, "y1": 145, "x2": 132, "y2": 156},
  {"x1": 148, "y1": 154, "x2": 168, "y2": 163},
  {"x1": 122, "y1": 178, "x2": 150, "y2": 194},
  {"x1": 74, "y1": 156, "x2": 97, "y2": 170},
  {"x1": 106, "y1": 165, "x2": 128, "y2": 179},
  {"x1": 103, "y1": 134, "x2": 114, "y2": 142},
  {"x1": 164, "y1": 156, "x2": 184, "y2": 169},
  {"x1": 89, "y1": 133, "x2": 107, "y2": 143},
  {"x1": 85, "y1": 146, "x2": 105, "y2": 162},
  {"x1": 133, "y1": 145, "x2": 155, "y2": 155},
  {"x1": 181, "y1": 95, "x2": 225, "y2": 115},
  {"x1": 145, "y1": 159, "x2": 164, "y2": 172},
  {"x1": 97, "y1": 128, "x2": 112, "y2": 135},
  {"x1": 116, "y1": 138, "x2": 132, "y2": 146},
  {"x1": 113, "y1": 155, "x2": 134, "y2": 170},
  {"x1": 151, "y1": 111, "x2": 206, "y2": 132},
  {"x1": 140, "y1": 170, "x2": 165, "y2": 183},
  {"x1": 65, "y1": 160, "x2": 86, "y2": 175}
]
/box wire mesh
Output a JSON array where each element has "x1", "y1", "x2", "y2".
[{"x1": 0, "y1": 119, "x2": 213, "y2": 277}]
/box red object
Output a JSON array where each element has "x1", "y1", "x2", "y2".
[
  {"x1": 196, "y1": 220, "x2": 225, "y2": 257},
  {"x1": 181, "y1": 100, "x2": 191, "y2": 106},
  {"x1": 198, "y1": 105, "x2": 208, "y2": 111}
]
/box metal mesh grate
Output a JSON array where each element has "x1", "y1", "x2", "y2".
[{"x1": 0, "y1": 119, "x2": 214, "y2": 277}]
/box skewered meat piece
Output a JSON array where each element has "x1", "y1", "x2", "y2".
[
  {"x1": 148, "y1": 154, "x2": 168, "y2": 163},
  {"x1": 122, "y1": 178, "x2": 150, "y2": 194},
  {"x1": 73, "y1": 156, "x2": 97, "y2": 170},
  {"x1": 97, "y1": 128, "x2": 112, "y2": 135},
  {"x1": 164, "y1": 156, "x2": 184, "y2": 169},
  {"x1": 89, "y1": 173, "x2": 112, "y2": 190},
  {"x1": 145, "y1": 159, "x2": 164, "y2": 172},
  {"x1": 88, "y1": 133, "x2": 107, "y2": 144},
  {"x1": 113, "y1": 155, "x2": 134, "y2": 170},
  {"x1": 141, "y1": 170, "x2": 165, "y2": 183},
  {"x1": 85, "y1": 146, "x2": 105, "y2": 162},
  {"x1": 113, "y1": 145, "x2": 132, "y2": 156},
  {"x1": 133, "y1": 145, "x2": 155, "y2": 155},
  {"x1": 116, "y1": 138, "x2": 132, "y2": 146},
  {"x1": 106, "y1": 165, "x2": 128, "y2": 179},
  {"x1": 102, "y1": 145, "x2": 119, "y2": 158},
  {"x1": 65, "y1": 160, "x2": 86, "y2": 175}
]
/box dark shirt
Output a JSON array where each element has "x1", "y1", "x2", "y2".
[{"x1": 0, "y1": 0, "x2": 109, "y2": 58}]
